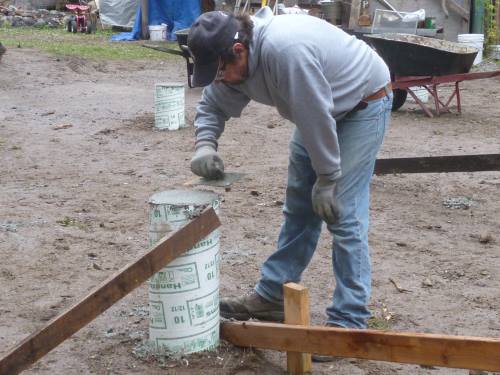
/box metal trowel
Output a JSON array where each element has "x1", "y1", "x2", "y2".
[{"x1": 184, "y1": 172, "x2": 245, "y2": 188}]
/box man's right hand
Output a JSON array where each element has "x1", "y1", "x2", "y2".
[{"x1": 190, "y1": 142, "x2": 224, "y2": 180}]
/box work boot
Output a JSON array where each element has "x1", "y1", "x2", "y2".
[
  {"x1": 220, "y1": 291, "x2": 284, "y2": 322},
  {"x1": 312, "y1": 323, "x2": 344, "y2": 362}
]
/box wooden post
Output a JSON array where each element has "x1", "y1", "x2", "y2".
[
  {"x1": 141, "y1": 0, "x2": 149, "y2": 40},
  {"x1": 284, "y1": 283, "x2": 311, "y2": 375},
  {"x1": 0, "y1": 208, "x2": 220, "y2": 375}
]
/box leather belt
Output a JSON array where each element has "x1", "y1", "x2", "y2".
[
  {"x1": 349, "y1": 83, "x2": 392, "y2": 113},
  {"x1": 363, "y1": 83, "x2": 393, "y2": 102}
]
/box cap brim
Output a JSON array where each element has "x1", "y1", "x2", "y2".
[{"x1": 192, "y1": 59, "x2": 219, "y2": 87}]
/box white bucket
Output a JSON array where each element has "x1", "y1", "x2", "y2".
[
  {"x1": 457, "y1": 33, "x2": 484, "y2": 65},
  {"x1": 154, "y1": 83, "x2": 185, "y2": 130},
  {"x1": 408, "y1": 86, "x2": 429, "y2": 103},
  {"x1": 490, "y1": 45, "x2": 500, "y2": 59},
  {"x1": 148, "y1": 190, "x2": 221, "y2": 355},
  {"x1": 149, "y1": 24, "x2": 167, "y2": 41}
]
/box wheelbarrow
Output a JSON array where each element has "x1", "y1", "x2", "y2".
[
  {"x1": 363, "y1": 33, "x2": 499, "y2": 115},
  {"x1": 142, "y1": 28, "x2": 194, "y2": 88}
]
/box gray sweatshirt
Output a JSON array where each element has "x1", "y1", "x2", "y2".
[{"x1": 194, "y1": 7, "x2": 390, "y2": 178}]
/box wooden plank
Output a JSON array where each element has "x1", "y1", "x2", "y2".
[
  {"x1": 0, "y1": 208, "x2": 220, "y2": 375},
  {"x1": 221, "y1": 321, "x2": 500, "y2": 371},
  {"x1": 284, "y1": 283, "x2": 311, "y2": 375},
  {"x1": 373, "y1": 154, "x2": 500, "y2": 175},
  {"x1": 141, "y1": 0, "x2": 149, "y2": 40}
]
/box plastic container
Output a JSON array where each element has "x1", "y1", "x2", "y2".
[
  {"x1": 424, "y1": 17, "x2": 436, "y2": 29},
  {"x1": 371, "y1": 10, "x2": 418, "y2": 34},
  {"x1": 154, "y1": 83, "x2": 185, "y2": 130},
  {"x1": 149, "y1": 24, "x2": 167, "y2": 41},
  {"x1": 148, "y1": 190, "x2": 221, "y2": 355},
  {"x1": 457, "y1": 34, "x2": 484, "y2": 65}
]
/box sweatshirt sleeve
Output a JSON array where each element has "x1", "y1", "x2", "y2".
[
  {"x1": 265, "y1": 43, "x2": 342, "y2": 179},
  {"x1": 194, "y1": 82, "x2": 251, "y2": 148}
]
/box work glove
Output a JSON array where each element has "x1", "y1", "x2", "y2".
[
  {"x1": 312, "y1": 175, "x2": 340, "y2": 225},
  {"x1": 190, "y1": 141, "x2": 224, "y2": 180}
]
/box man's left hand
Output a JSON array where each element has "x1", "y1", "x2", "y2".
[{"x1": 312, "y1": 176, "x2": 340, "y2": 225}]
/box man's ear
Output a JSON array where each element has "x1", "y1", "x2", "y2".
[{"x1": 232, "y1": 42, "x2": 246, "y2": 55}]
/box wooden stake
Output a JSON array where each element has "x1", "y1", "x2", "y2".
[
  {"x1": 221, "y1": 321, "x2": 500, "y2": 372},
  {"x1": 141, "y1": 0, "x2": 149, "y2": 40},
  {"x1": 0, "y1": 208, "x2": 220, "y2": 375},
  {"x1": 284, "y1": 283, "x2": 311, "y2": 375}
]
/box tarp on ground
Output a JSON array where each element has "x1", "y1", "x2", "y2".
[
  {"x1": 111, "y1": 0, "x2": 200, "y2": 41},
  {"x1": 100, "y1": 0, "x2": 139, "y2": 27}
]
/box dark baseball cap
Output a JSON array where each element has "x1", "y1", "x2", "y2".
[{"x1": 187, "y1": 11, "x2": 240, "y2": 87}]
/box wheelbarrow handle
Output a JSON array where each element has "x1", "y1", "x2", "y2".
[
  {"x1": 179, "y1": 45, "x2": 191, "y2": 56},
  {"x1": 141, "y1": 44, "x2": 194, "y2": 88},
  {"x1": 179, "y1": 45, "x2": 195, "y2": 88}
]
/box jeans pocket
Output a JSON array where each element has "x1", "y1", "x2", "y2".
[
  {"x1": 376, "y1": 103, "x2": 391, "y2": 142},
  {"x1": 384, "y1": 93, "x2": 394, "y2": 110}
]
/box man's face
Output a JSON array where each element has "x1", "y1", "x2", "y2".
[{"x1": 215, "y1": 43, "x2": 249, "y2": 85}]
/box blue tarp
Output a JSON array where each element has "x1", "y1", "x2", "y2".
[{"x1": 111, "y1": 0, "x2": 200, "y2": 41}]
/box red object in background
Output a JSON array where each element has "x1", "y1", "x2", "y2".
[
  {"x1": 66, "y1": 3, "x2": 94, "y2": 34},
  {"x1": 391, "y1": 71, "x2": 500, "y2": 117}
]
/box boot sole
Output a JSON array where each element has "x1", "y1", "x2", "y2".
[
  {"x1": 311, "y1": 354, "x2": 340, "y2": 362},
  {"x1": 221, "y1": 310, "x2": 284, "y2": 322}
]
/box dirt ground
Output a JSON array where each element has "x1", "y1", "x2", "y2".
[{"x1": 0, "y1": 47, "x2": 499, "y2": 375}]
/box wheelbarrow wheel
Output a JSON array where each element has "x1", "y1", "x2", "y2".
[
  {"x1": 87, "y1": 18, "x2": 96, "y2": 34},
  {"x1": 67, "y1": 17, "x2": 75, "y2": 32},
  {"x1": 392, "y1": 89, "x2": 407, "y2": 111}
]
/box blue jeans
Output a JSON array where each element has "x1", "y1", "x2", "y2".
[{"x1": 255, "y1": 94, "x2": 393, "y2": 328}]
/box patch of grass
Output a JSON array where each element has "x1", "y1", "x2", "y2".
[
  {"x1": 56, "y1": 216, "x2": 87, "y2": 230},
  {"x1": 367, "y1": 316, "x2": 391, "y2": 330},
  {"x1": 0, "y1": 25, "x2": 178, "y2": 60}
]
